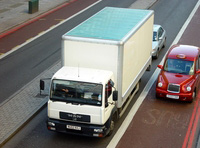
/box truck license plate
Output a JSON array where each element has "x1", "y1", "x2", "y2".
[
  {"x1": 66, "y1": 125, "x2": 81, "y2": 130},
  {"x1": 166, "y1": 94, "x2": 179, "y2": 99}
]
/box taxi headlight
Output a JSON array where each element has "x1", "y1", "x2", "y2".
[
  {"x1": 158, "y1": 82, "x2": 163, "y2": 87},
  {"x1": 186, "y1": 86, "x2": 191, "y2": 92}
]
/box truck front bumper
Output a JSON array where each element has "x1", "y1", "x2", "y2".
[
  {"x1": 47, "y1": 118, "x2": 109, "y2": 137},
  {"x1": 156, "y1": 88, "x2": 193, "y2": 102}
]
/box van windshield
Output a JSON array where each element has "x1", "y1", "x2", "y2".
[
  {"x1": 50, "y1": 79, "x2": 103, "y2": 106},
  {"x1": 153, "y1": 31, "x2": 157, "y2": 41},
  {"x1": 164, "y1": 59, "x2": 194, "y2": 75}
]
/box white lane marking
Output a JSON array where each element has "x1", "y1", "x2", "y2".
[
  {"x1": 0, "y1": 0, "x2": 102, "y2": 60},
  {"x1": 107, "y1": 1, "x2": 200, "y2": 147}
]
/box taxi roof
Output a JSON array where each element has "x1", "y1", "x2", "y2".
[{"x1": 167, "y1": 44, "x2": 200, "y2": 61}]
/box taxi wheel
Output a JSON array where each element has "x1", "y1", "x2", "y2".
[
  {"x1": 156, "y1": 93, "x2": 160, "y2": 99},
  {"x1": 189, "y1": 90, "x2": 196, "y2": 103},
  {"x1": 192, "y1": 90, "x2": 196, "y2": 99}
]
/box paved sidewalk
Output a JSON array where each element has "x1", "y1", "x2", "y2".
[
  {"x1": 0, "y1": 0, "x2": 157, "y2": 146},
  {"x1": 0, "y1": 61, "x2": 61, "y2": 146},
  {"x1": 0, "y1": 0, "x2": 67, "y2": 34}
]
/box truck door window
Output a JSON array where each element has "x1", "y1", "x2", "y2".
[{"x1": 105, "y1": 80, "x2": 112, "y2": 107}]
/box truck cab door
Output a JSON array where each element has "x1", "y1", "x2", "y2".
[{"x1": 105, "y1": 81, "x2": 115, "y2": 119}]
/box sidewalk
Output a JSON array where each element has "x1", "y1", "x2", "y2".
[
  {"x1": 0, "y1": 0, "x2": 157, "y2": 146},
  {"x1": 0, "y1": 0, "x2": 67, "y2": 34}
]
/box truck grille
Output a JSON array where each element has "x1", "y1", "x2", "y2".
[
  {"x1": 167, "y1": 84, "x2": 180, "y2": 93},
  {"x1": 60, "y1": 112, "x2": 90, "y2": 123}
]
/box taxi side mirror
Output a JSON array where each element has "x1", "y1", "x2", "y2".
[
  {"x1": 157, "y1": 65, "x2": 163, "y2": 69},
  {"x1": 196, "y1": 69, "x2": 200, "y2": 74}
]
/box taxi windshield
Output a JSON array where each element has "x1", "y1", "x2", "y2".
[
  {"x1": 164, "y1": 59, "x2": 194, "y2": 75},
  {"x1": 50, "y1": 79, "x2": 103, "y2": 106}
]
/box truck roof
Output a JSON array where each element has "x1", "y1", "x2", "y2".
[
  {"x1": 167, "y1": 44, "x2": 200, "y2": 61},
  {"x1": 64, "y1": 7, "x2": 153, "y2": 41},
  {"x1": 52, "y1": 66, "x2": 113, "y2": 84}
]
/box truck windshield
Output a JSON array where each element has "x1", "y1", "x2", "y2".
[
  {"x1": 50, "y1": 80, "x2": 103, "y2": 106},
  {"x1": 164, "y1": 59, "x2": 194, "y2": 75}
]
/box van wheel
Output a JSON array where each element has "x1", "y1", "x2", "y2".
[
  {"x1": 155, "y1": 49, "x2": 159, "y2": 59},
  {"x1": 146, "y1": 64, "x2": 151, "y2": 71},
  {"x1": 153, "y1": 49, "x2": 159, "y2": 59},
  {"x1": 162, "y1": 38, "x2": 166, "y2": 48}
]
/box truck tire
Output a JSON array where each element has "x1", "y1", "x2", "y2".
[{"x1": 107, "y1": 119, "x2": 114, "y2": 136}]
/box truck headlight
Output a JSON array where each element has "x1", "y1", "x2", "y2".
[
  {"x1": 48, "y1": 122, "x2": 55, "y2": 126},
  {"x1": 186, "y1": 86, "x2": 191, "y2": 92},
  {"x1": 94, "y1": 128, "x2": 103, "y2": 133},
  {"x1": 158, "y1": 82, "x2": 163, "y2": 87}
]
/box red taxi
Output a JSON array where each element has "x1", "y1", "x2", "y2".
[{"x1": 156, "y1": 44, "x2": 200, "y2": 102}]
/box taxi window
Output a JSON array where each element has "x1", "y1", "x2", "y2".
[
  {"x1": 196, "y1": 59, "x2": 199, "y2": 71},
  {"x1": 164, "y1": 59, "x2": 194, "y2": 75}
]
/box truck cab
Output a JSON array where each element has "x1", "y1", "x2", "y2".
[
  {"x1": 156, "y1": 44, "x2": 200, "y2": 102},
  {"x1": 47, "y1": 66, "x2": 118, "y2": 137}
]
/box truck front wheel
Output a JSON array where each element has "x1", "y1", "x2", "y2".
[{"x1": 107, "y1": 119, "x2": 114, "y2": 136}]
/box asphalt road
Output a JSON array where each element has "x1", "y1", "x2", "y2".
[{"x1": 2, "y1": 0, "x2": 199, "y2": 147}]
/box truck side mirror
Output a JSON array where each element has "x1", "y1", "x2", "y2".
[
  {"x1": 157, "y1": 65, "x2": 163, "y2": 69},
  {"x1": 113, "y1": 91, "x2": 118, "y2": 101},
  {"x1": 40, "y1": 80, "x2": 45, "y2": 90}
]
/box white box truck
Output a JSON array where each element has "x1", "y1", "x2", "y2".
[{"x1": 42, "y1": 7, "x2": 154, "y2": 137}]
